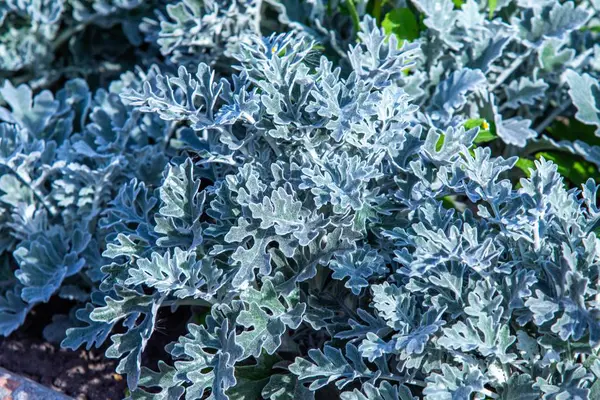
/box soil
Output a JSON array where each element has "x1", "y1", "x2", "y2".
[{"x1": 0, "y1": 297, "x2": 191, "y2": 400}]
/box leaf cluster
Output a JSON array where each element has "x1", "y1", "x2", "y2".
[{"x1": 1, "y1": 1, "x2": 600, "y2": 399}]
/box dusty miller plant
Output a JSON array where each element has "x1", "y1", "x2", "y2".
[{"x1": 1, "y1": 1, "x2": 600, "y2": 399}]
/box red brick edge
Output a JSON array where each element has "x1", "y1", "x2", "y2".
[{"x1": 0, "y1": 367, "x2": 73, "y2": 400}]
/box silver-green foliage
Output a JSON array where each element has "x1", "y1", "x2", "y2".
[
  {"x1": 64, "y1": 16, "x2": 600, "y2": 399},
  {"x1": 1, "y1": 1, "x2": 600, "y2": 399}
]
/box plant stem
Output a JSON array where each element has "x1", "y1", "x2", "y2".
[
  {"x1": 162, "y1": 297, "x2": 216, "y2": 308},
  {"x1": 490, "y1": 49, "x2": 533, "y2": 92},
  {"x1": 535, "y1": 99, "x2": 571, "y2": 134},
  {"x1": 78, "y1": 271, "x2": 94, "y2": 288},
  {"x1": 521, "y1": 138, "x2": 562, "y2": 157},
  {"x1": 0, "y1": 163, "x2": 54, "y2": 217},
  {"x1": 372, "y1": 0, "x2": 383, "y2": 25},
  {"x1": 52, "y1": 23, "x2": 88, "y2": 52},
  {"x1": 346, "y1": 0, "x2": 361, "y2": 34}
]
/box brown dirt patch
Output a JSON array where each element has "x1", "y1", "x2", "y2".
[{"x1": 0, "y1": 297, "x2": 192, "y2": 400}]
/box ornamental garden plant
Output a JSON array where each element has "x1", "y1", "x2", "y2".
[{"x1": 1, "y1": 0, "x2": 600, "y2": 399}]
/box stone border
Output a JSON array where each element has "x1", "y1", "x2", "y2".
[{"x1": 0, "y1": 367, "x2": 73, "y2": 400}]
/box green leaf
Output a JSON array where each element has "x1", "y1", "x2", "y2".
[
  {"x1": 474, "y1": 130, "x2": 496, "y2": 144},
  {"x1": 546, "y1": 117, "x2": 600, "y2": 147},
  {"x1": 535, "y1": 151, "x2": 598, "y2": 187},
  {"x1": 344, "y1": 0, "x2": 361, "y2": 33},
  {"x1": 382, "y1": 8, "x2": 420, "y2": 43},
  {"x1": 488, "y1": 0, "x2": 497, "y2": 19},
  {"x1": 368, "y1": 0, "x2": 384, "y2": 24},
  {"x1": 514, "y1": 158, "x2": 536, "y2": 176},
  {"x1": 582, "y1": 25, "x2": 600, "y2": 33},
  {"x1": 436, "y1": 133, "x2": 445, "y2": 152},
  {"x1": 441, "y1": 196, "x2": 457, "y2": 210},
  {"x1": 464, "y1": 118, "x2": 486, "y2": 130},
  {"x1": 464, "y1": 118, "x2": 496, "y2": 144}
]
